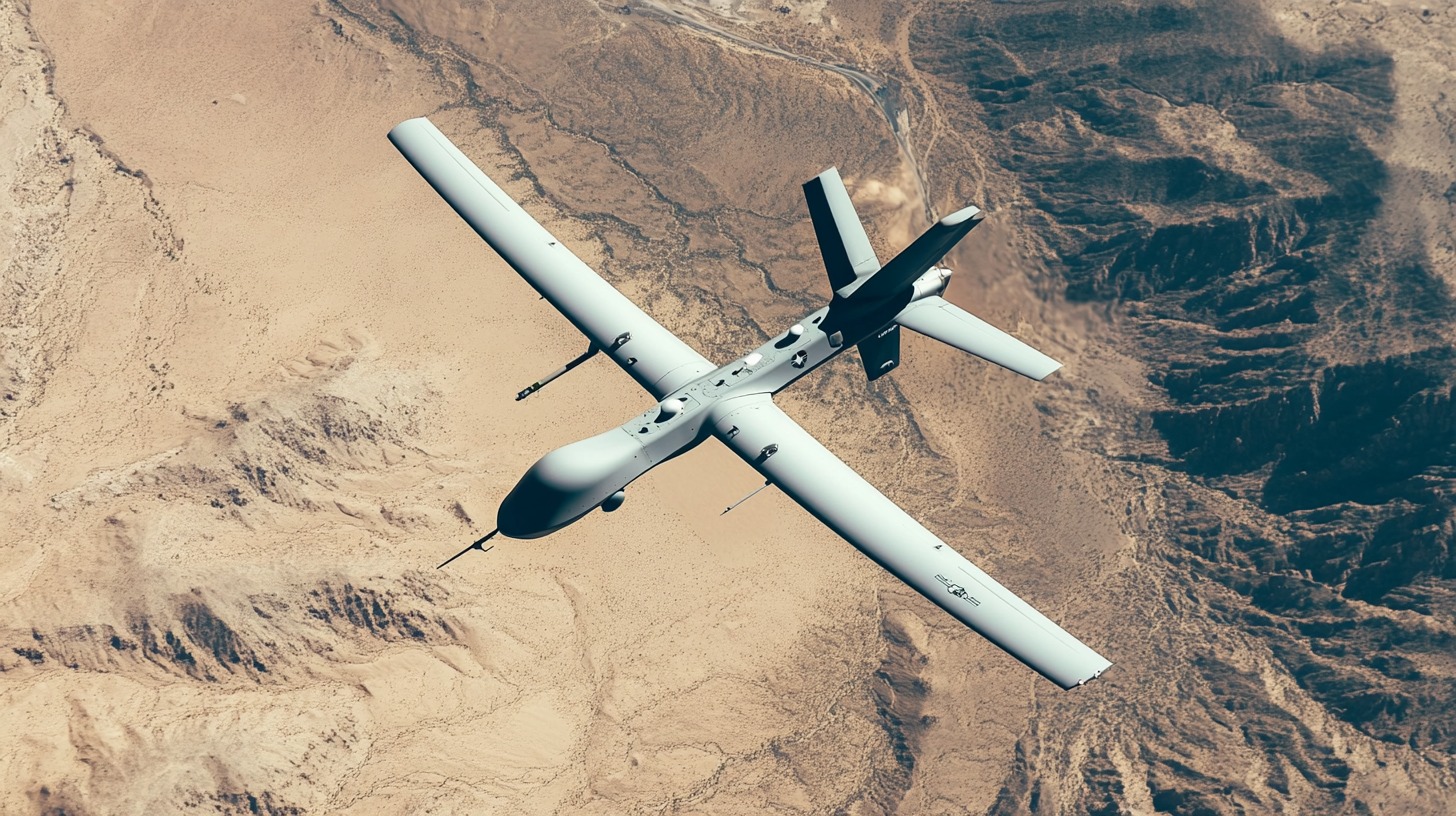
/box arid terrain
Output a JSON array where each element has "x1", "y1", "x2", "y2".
[{"x1": 2, "y1": 0, "x2": 1454, "y2": 813}]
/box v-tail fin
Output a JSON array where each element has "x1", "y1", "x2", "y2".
[
  {"x1": 843, "y1": 206, "x2": 983, "y2": 304},
  {"x1": 803, "y1": 168, "x2": 880, "y2": 293},
  {"x1": 857, "y1": 323, "x2": 901, "y2": 381},
  {"x1": 799, "y1": 171, "x2": 1051, "y2": 381}
]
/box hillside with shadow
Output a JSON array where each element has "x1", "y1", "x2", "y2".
[{"x1": 913, "y1": 0, "x2": 1456, "y2": 811}]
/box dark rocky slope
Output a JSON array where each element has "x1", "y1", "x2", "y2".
[{"x1": 913, "y1": 0, "x2": 1455, "y2": 811}]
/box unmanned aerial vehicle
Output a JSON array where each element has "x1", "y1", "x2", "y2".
[{"x1": 389, "y1": 117, "x2": 1111, "y2": 689}]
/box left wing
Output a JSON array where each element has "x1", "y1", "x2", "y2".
[
  {"x1": 709, "y1": 394, "x2": 1111, "y2": 689},
  {"x1": 389, "y1": 117, "x2": 716, "y2": 399}
]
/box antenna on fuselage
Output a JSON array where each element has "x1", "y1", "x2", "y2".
[
  {"x1": 721, "y1": 480, "x2": 772, "y2": 515},
  {"x1": 437, "y1": 529, "x2": 499, "y2": 569}
]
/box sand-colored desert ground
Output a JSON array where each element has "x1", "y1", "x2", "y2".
[{"x1": 3, "y1": 0, "x2": 1454, "y2": 814}]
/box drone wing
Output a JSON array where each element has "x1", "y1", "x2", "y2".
[
  {"x1": 389, "y1": 117, "x2": 716, "y2": 399},
  {"x1": 896, "y1": 296, "x2": 1063, "y2": 381},
  {"x1": 710, "y1": 394, "x2": 1111, "y2": 689}
]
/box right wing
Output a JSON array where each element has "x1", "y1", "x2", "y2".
[
  {"x1": 389, "y1": 117, "x2": 716, "y2": 399},
  {"x1": 897, "y1": 296, "x2": 1063, "y2": 381},
  {"x1": 710, "y1": 394, "x2": 1110, "y2": 689}
]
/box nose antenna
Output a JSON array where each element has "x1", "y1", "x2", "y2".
[{"x1": 437, "y1": 529, "x2": 499, "y2": 569}]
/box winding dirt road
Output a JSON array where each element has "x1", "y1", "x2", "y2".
[{"x1": 631, "y1": 0, "x2": 934, "y2": 219}]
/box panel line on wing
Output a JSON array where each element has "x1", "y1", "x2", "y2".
[{"x1": 417, "y1": 123, "x2": 515, "y2": 213}]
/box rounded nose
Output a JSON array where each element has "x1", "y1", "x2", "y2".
[
  {"x1": 497, "y1": 465, "x2": 566, "y2": 539},
  {"x1": 497, "y1": 429, "x2": 648, "y2": 538}
]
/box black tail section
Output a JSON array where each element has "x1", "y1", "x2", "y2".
[
  {"x1": 803, "y1": 168, "x2": 881, "y2": 293},
  {"x1": 857, "y1": 323, "x2": 901, "y2": 381},
  {"x1": 805, "y1": 169, "x2": 986, "y2": 381},
  {"x1": 841, "y1": 206, "x2": 983, "y2": 304}
]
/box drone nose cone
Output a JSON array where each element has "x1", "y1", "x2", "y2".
[
  {"x1": 497, "y1": 470, "x2": 565, "y2": 539},
  {"x1": 497, "y1": 429, "x2": 647, "y2": 538}
]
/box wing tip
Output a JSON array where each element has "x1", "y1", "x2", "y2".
[
  {"x1": 1030, "y1": 359, "x2": 1065, "y2": 381},
  {"x1": 940, "y1": 205, "x2": 983, "y2": 227},
  {"x1": 808, "y1": 166, "x2": 842, "y2": 183},
  {"x1": 1062, "y1": 660, "x2": 1113, "y2": 690},
  {"x1": 388, "y1": 116, "x2": 433, "y2": 140}
]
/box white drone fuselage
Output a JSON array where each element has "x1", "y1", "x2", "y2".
[{"x1": 498, "y1": 269, "x2": 951, "y2": 539}]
